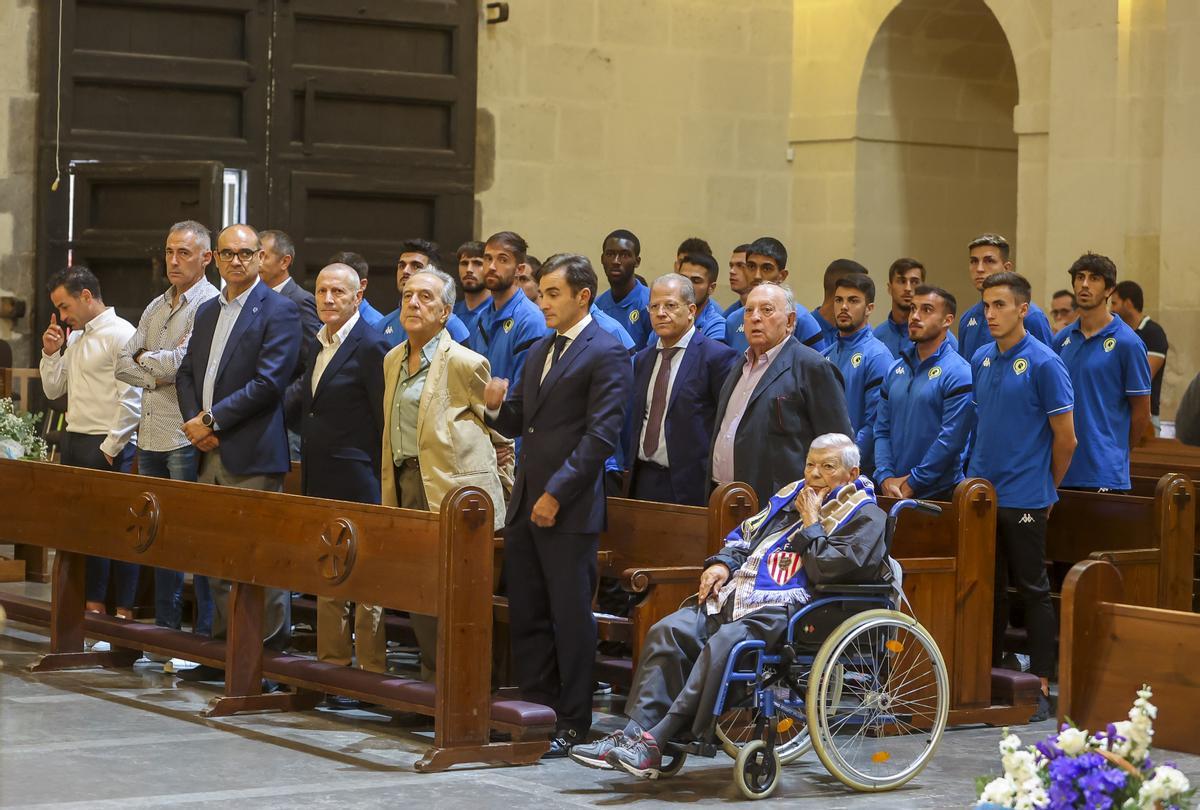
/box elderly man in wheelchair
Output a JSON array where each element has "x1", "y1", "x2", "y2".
[{"x1": 570, "y1": 432, "x2": 948, "y2": 797}]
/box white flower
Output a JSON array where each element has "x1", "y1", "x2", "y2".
[
  {"x1": 1001, "y1": 749, "x2": 1038, "y2": 785},
  {"x1": 1055, "y1": 726, "x2": 1089, "y2": 756},
  {"x1": 999, "y1": 732, "x2": 1022, "y2": 756},
  {"x1": 979, "y1": 775, "x2": 1016, "y2": 806},
  {"x1": 1137, "y1": 765, "x2": 1191, "y2": 807}
]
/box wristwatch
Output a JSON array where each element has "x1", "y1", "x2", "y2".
[{"x1": 200, "y1": 411, "x2": 215, "y2": 429}]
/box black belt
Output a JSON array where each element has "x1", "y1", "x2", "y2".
[{"x1": 637, "y1": 459, "x2": 669, "y2": 472}]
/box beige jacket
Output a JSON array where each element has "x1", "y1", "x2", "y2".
[{"x1": 381, "y1": 335, "x2": 508, "y2": 529}]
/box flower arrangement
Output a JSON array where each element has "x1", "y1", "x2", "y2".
[
  {"x1": 0, "y1": 397, "x2": 48, "y2": 460},
  {"x1": 975, "y1": 686, "x2": 1194, "y2": 810}
]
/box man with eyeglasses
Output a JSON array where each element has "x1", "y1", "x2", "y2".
[{"x1": 175, "y1": 223, "x2": 302, "y2": 685}]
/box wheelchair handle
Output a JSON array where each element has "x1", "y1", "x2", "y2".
[{"x1": 888, "y1": 498, "x2": 943, "y2": 518}]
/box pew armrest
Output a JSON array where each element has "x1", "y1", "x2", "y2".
[
  {"x1": 1088, "y1": 548, "x2": 1159, "y2": 564},
  {"x1": 623, "y1": 566, "x2": 704, "y2": 594}
]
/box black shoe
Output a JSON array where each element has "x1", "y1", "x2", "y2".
[
  {"x1": 176, "y1": 664, "x2": 225, "y2": 683},
  {"x1": 1030, "y1": 692, "x2": 1057, "y2": 723},
  {"x1": 324, "y1": 694, "x2": 364, "y2": 710},
  {"x1": 543, "y1": 728, "x2": 582, "y2": 759}
]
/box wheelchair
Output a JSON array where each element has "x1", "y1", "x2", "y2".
[{"x1": 658, "y1": 499, "x2": 950, "y2": 800}]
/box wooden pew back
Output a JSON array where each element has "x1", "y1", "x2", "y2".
[
  {"x1": 1060, "y1": 559, "x2": 1200, "y2": 755},
  {"x1": 0, "y1": 458, "x2": 539, "y2": 770}
]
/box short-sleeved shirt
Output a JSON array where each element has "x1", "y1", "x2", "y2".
[
  {"x1": 873, "y1": 312, "x2": 958, "y2": 359},
  {"x1": 453, "y1": 297, "x2": 491, "y2": 337},
  {"x1": 822, "y1": 326, "x2": 894, "y2": 470},
  {"x1": 596, "y1": 281, "x2": 652, "y2": 350},
  {"x1": 874, "y1": 338, "x2": 974, "y2": 498},
  {"x1": 1053, "y1": 316, "x2": 1151, "y2": 489},
  {"x1": 465, "y1": 287, "x2": 549, "y2": 384},
  {"x1": 724, "y1": 305, "x2": 825, "y2": 354},
  {"x1": 957, "y1": 298, "x2": 1054, "y2": 361},
  {"x1": 968, "y1": 333, "x2": 1074, "y2": 508},
  {"x1": 695, "y1": 297, "x2": 727, "y2": 342},
  {"x1": 1134, "y1": 316, "x2": 1168, "y2": 416}
]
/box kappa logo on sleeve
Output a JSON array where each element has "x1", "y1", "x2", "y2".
[{"x1": 966, "y1": 317, "x2": 978, "y2": 327}]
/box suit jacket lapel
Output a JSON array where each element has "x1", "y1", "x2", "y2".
[
  {"x1": 631, "y1": 347, "x2": 655, "y2": 427},
  {"x1": 311, "y1": 321, "x2": 362, "y2": 403},
  {"x1": 666, "y1": 337, "x2": 701, "y2": 413},
  {"x1": 531, "y1": 322, "x2": 595, "y2": 417},
  {"x1": 744, "y1": 341, "x2": 793, "y2": 413},
  {"x1": 416, "y1": 337, "x2": 451, "y2": 441},
  {"x1": 216, "y1": 283, "x2": 267, "y2": 384}
]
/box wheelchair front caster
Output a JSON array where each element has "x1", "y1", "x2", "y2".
[
  {"x1": 733, "y1": 739, "x2": 781, "y2": 800},
  {"x1": 658, "y1": 749, "x2": 687, "y2": 778}
]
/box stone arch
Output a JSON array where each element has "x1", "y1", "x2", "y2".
[{"x1": 851, "y1": 0, "x2": 1020, "y2": 310}]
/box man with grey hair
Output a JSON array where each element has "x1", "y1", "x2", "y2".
[
  {"x1": 710, "y1": 282, "x2": 852, "y2": 506},
  {"x1": 382, "y1": 266, "x2": 507, "y2": 680},
  {"x1": 573, "y1": 432, "x2": 890, "y2": 777},
  {"x1": 626, "y1": 273, "x2": 739, "y2": 506},
  {"x1": 285, "y1": 262, "x2": 390, "y2": 704},
  {"x1": 116, "y1": 220, "x2": 220, "y2": 649}
]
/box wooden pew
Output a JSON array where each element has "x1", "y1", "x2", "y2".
[
  {"x1": 1131, "y1": 437, "x2": 1200, "y2": 481},
  {"x1": 1059, "y1": 559, "x2": 1200, "y2": 755},
  {"x1": 0, "y1": 458, "x2": 551, "y2": 771},
  {"x1": 1130, "y1": 473, "x2": 1200, "y2": 611},
  {"x1": 1, "y1": 368, "x2": 50, "y2": 583}
]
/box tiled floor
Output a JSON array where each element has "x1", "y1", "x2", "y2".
[{"x1": 1, "y1": 582, "x2": 1196, "y2": 809}]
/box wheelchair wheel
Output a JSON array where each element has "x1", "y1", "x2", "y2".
[
  {"x1": 715, "y1": 687, "x2": 811, "y2": 765},
  {"x1": 733, "y1": 739, "x2": 781, "y2": 800},
  {"x1": 806, "y1": 609, "x2": 948, "y2": 792}
]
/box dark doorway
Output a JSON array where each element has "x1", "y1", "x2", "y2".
[{"x1": 35, "y1": 0, "x2": 479, "y2": 336}]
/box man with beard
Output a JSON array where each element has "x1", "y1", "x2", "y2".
[
  {"x1": 596, "y1": 229, "x2": 652, "y2": 350},
  {"x1": 677, "y1": 252, "x2": 727, "y2": 342},
  {"x1": 453, "y1": 240, "x2": 491, "y2": 334},
  {"x1": 821, "y1": 274, "x2": 893, "y2": 475},
  {"x1": 1052, "y1": 253, "x2": 1151, "y2": 492},
  {"x1": 874, "y1": 285, "x2": 973, "y2": 501},
  {"x1": 871, "y1": 257, "x2": 959, "y2": 358},
  {"x1": 376, "y1": 239, "x2": 470, "y2": 348},
  {"x1": 465, "y1": 231, "x2": 549, "y2": 384},
  {"x1": 811, "y1": 258, "x2": 870, "y2": 350}
]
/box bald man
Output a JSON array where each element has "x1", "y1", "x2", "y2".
[{"x1": 176, "y1": 223, "x2": 302, "y2": 683}]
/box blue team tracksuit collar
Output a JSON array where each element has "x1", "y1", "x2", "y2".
[
  {"x1": 486, "y1": 287, "x2": 533, "y2": 325},
  {"x1": 901, "y1": 334, "x2": 954, "y2": 371},
  {"x1": 834, "y1": 325, "x2": 875, "y2": 349}
]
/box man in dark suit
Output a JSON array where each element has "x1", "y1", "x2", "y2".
[
  {"x1": 175, "y1": 223, "x2": 302, "y2": 682},
  {"x1": 286, "y1": 262, "x2": 389, "y2": 703},
  {"x1": 261, "y1": 229, "x2": 320, "y2": 460},
  {"x1": 627, "y1": 274, "x2": 739, "y2": 506},
  {"x1": 710, "y1": 282, "x2": 852, "y2": 506},
  {"x1": 484, "y1": 253, "x2": 633, "y2": 757}
]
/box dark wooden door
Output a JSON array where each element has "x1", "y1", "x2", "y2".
[
  {"x1": 268, "y1": 0, "x2": 478, "y2": 312},
  {"x1": 36, "y1": 0, "x2": 479, "y2": 336}
]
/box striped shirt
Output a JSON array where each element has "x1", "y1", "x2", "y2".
[{"x1": 116, "y1": 279, "x2": 220, "y2": 451}]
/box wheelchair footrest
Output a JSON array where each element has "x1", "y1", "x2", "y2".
[{"x1": 665, "y1": 739, "x2": 719, "y2": 758}]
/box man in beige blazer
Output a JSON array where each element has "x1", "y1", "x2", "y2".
[{"x1": 382, "y1": 266, "x2": 508, "y2": 678}]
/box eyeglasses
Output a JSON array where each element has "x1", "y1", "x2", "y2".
[{"x1": 215, "y1": 248, "x2": 260, "y2": 264}]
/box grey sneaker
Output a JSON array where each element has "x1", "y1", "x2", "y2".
[
  {"x1": 568, "y1": 730, "x2": 628, "y2": 770},
  {"x1": 605, "y1": 732, "x2": 663, "y2": 779}
]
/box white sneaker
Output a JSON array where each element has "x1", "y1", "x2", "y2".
[{"x1": 162, "y1": 658, "x2": 199, "y2": 674}]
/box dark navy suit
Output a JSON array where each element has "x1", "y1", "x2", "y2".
[
  {"x1": 627, "y1": 329, "x2": 740, "y2": 506},
  {"x1": 487, "y1": 317, "x2": 633, "y2": 737},
  {"x1": 177, "y1": 282, "x2": 301, "y2": 476},
  {"x1": 288, "y1": 317, "x2": 388, "y2": 503}
]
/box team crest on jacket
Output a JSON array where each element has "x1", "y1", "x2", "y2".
[
  {"x1": 928, "y1": 366, "x2": 941, "y2": 380},
  {"x1": 1103, "y1": 337, "x2": 1116, "y2": 353},
  {"x1": 766, "y1": 550, "x2": 803, "y2": 586},
  {"x1": 1013, "y1": 358, "x2": 1029, "y2": 375},
  {"x1": 629, "y1": 309, "x2": 640, "y2": 323},
  {"x1": 503, "y1": 318, "x2": 514, "y2": 333},
  {"x1": 851, "y1": 352, "x2": 863, "y2": 368}
]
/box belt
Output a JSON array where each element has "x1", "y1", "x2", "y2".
[{"x1": 637, "y1": 459, "x2": 669, "y2": 472}]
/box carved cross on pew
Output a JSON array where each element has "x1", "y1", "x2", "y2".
[{"x1": 317, "y1": 518, "x2": 358, "y2": 584}]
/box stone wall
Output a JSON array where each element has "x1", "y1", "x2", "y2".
[
  {"x1": 0, "y1": 0, "x2": 37, "y2": 366},
  {"x1": 474, "y1": 0, "x2": 795, "y2": 307}
]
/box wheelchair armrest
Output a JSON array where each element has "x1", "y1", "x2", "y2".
[
  {"x1": 809, "y1": 582, "x2": 894, "y2": 596},
  {"x1": 622, "y1": 566, "x2": 704, "y2": 594}
]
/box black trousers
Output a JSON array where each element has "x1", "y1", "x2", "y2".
[
  {"x1": 631, "y1": 459, "x2": 681, "y2": 505},
  {"x1": 992, "y1": 506, "x2": 1056, "y2": 678},
  {"x1": 503, "y1": 517, "x2": 599, "y2": 736},
  {"x1": 59, "y1": 432, "x2": 140, "y2": 606}
]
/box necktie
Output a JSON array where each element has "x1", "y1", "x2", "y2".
[
  {"x1": 642, "y1": 347, "x2": 680, "y2": 458},
  {"x1": 551, "y1": 334, "x2": 569, "y2": 365}
]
